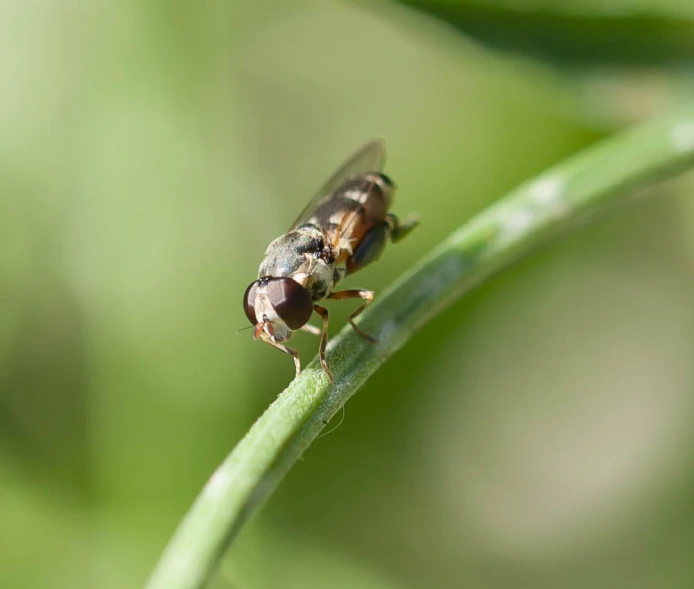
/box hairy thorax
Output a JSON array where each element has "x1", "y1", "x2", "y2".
[{"x1": 257, "y1": 225, "x2": 336, "y2": 300}]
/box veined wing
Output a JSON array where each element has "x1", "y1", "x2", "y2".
[{"x1": 289, "y1": 138, "x2": 386, "y2": 231}]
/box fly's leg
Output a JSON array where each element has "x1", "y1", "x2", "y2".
[
  {"x1": 263, "y1": 339, "x2": 301, "y2": 380},
  {"x1": 300, "y1": 323, "x2": 321, "y2": 336},
  {"x1": 387, "y1": 212, "x2": 419, "y2": 243},
  {"x1": 328, "y1": 289, "x2": 375, "y2": 343},
  {"x1": 313, "y1": 304, "x2": 334, "y2": 383}
]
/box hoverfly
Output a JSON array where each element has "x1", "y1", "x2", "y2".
[{"x1": 242, "y1": 138, "x2": 418, "y2": 382}]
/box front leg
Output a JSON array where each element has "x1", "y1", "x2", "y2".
[
  {"x1": 300, "y1": 323, "x2": 321, "y2": 336},
  {"x1": 313, "y1": 304, "x2": 334, "y2": 383},
  {"x1": 263, "y1": 339, "x2": 301, "y2": 380},
  {"x1": 328, "y1": 289, "x2": 375, "y2": 343}
]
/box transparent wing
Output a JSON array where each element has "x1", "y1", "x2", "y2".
[{"x1": 289, "y1": 137, "x2": 386, "y2": 231}]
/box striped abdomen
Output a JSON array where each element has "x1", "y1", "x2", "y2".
[{"x1": 304, "y1": 173, "x2": 394, "y2": 266}]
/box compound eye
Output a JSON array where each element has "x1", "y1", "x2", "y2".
[
  {"x1": 243, "y1": 281, "x2": 259, "y2": 325},
  {"x1": 267, "y1": 277, "x2": 313, "y2": 330}
]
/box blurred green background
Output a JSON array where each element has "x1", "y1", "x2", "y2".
[{"x1": 3, "y1": 1, "x2": 694, "y2": 588}]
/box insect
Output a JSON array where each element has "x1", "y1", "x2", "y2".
[{"x1": 242, "y1": 138, "x2": 418, "y2": 382}]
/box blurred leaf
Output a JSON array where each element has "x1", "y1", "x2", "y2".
[
  {"x1": 394, "y1": 0, "x2": 694, "y2": 68},
  {"x1": 568, "y1": 68, "x2": 694, "y2": 129},
  {"x1": 224, "y1": 524, "x2": 411, "y2": 589}
]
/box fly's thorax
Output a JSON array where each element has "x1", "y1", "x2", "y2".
[
  {"x1": 301, "y1": 257, "x2": 333, "y2": 300},
  {"x1": 258, "y1": 226, "x2": 324, "y2": 278},
  {"x1": 333, "y1": 266, "x2": 347, "y2": 286},
  {"x1": 257, "y1": 224, "x2": 336, "y2": 301}
]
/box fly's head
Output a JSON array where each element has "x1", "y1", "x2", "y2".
[{"x1": 243, "y1": 276, "x2": 313, "y2": 343}]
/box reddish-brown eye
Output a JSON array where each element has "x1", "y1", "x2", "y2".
[
  {"x1": 266, "y1": 277, "x2": 313, "y2": 330},
  {"x1": 243, "y1": 281, "x2": 259, "y2": 325}
]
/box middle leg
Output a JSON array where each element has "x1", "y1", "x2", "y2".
[
  {"x1": 328, "y1": 289, "x2": 375, "y2": 343},
  {"x1": 300, "y1": 323, "x2": 321, "y2": 336},
  {"x1": 313, "y1": 304, "x2": 333, "y2": 383}
]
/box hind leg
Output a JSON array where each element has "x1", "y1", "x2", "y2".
[{"x1": 387, "y1": 213, "x2": 419, "y2": 243}]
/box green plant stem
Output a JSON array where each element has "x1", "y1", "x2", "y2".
[{"x1": 145, "y1": 106, "x2": 694, "y2": 589}]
